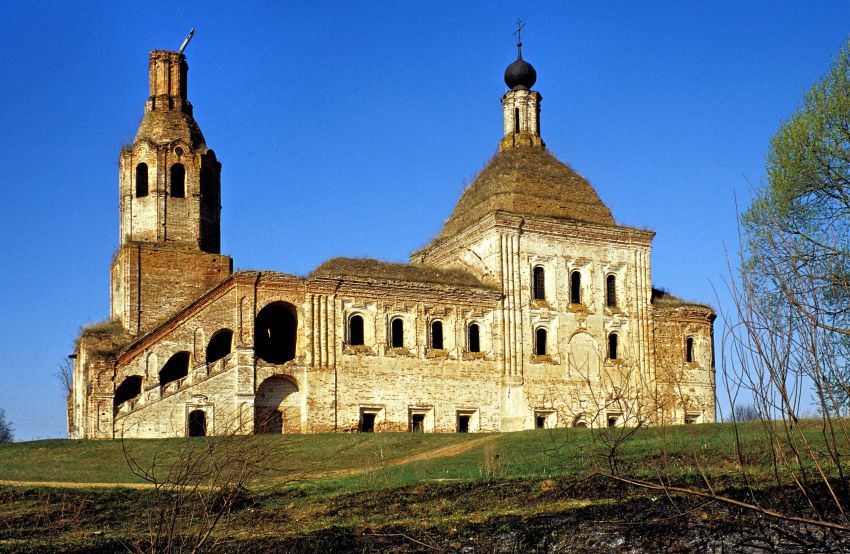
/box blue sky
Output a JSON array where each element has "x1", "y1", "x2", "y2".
[{"x1": 0, "y1": 2, "x2": 847, "y2": 440}]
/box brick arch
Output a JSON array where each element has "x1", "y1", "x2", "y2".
[{"x1": 254, "y1": 375, "x2": 300, "y2": 434}]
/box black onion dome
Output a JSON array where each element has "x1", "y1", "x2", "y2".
[{"x1": 504, "y1": 45, "x2": 536, "y2": 90}]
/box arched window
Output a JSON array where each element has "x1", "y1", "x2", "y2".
[
  {"x1": 391, "y1": 318, "x2": 404, "y2": 348},
  {"x1": 532, "y1": 266, "x2": 546, "y2": 301},
  {"x1": 535, "y1": 328, "x2": 547, "y2": 356},
  {"x1": 570, "y1": 271, "x2": 582, "y2": 304},
  {"x1": 606, "y1": 275, "x2": 617, "y2": 307},
  {"x1": 468, "y1": 323, "x2": 481, "y2": 353},
  {"x1": 685, "y1": 337, "x2": 694, "y2": 363},
  {"x1": 159, "y1": 351, "x2": 190, "y2": 387},
  {"x1": 188, "y1": 410, "x2": 206, "y2": 437},
  {"x1": 431, "y1": 321, "x2": 444, "y2": 350},
  {"x1": 170, "y1": 163, "x2": 185, "y2": 198},
  {"x1": 608, "y1": 333, "x2": 618, "y2": 360},
  {"x1": 206, "y1": 329, "x2": 233, "y2": 364},
  {"x1": 514, "y1": 107, "x2": 520, "y2": 133},
  {"x1": 135, "y1": 163, "x2": 148, "y2": 197},
  {"x1": 348, "y1": 314, "x2": 364, "y2": 346},
  {"x1": 255, "y1": 302, "x2": 297, "y2": 364}
]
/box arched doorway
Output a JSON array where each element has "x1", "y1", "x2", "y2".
[
  {"x1": 254, "y1": 376, "x2": 299, "y2": 434},
  {"x1": 188, "y1": 409, "x2": 207, "y2": 437},
  {"x1": 255, "y1": 302, "x2": 297, "y2": 364}
]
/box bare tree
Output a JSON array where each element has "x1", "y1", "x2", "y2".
[
  {"x1": 56, "y1": 358, "x2": 73, "y2": 399},
  {"x1": 603, "y1": 39, "x2": 850, "y2": 535},
  {"x1": 120, "y1": 410, "x2": 303, "y2": 553},
  {"x1": 0, "y1": 408, "x2": 13, "y2": 443},
  {"x1": 731, "y1": 403, "x2": 759, "y2": 422}
]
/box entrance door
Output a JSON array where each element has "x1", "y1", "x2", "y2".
[{"x1": 188, "y1": 410, "x2": 207, "y2": 437}]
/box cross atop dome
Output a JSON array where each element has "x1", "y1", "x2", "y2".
[
  {"x1": 513, "y1": 18, "x2": 525, "y2": 49},
  {"x1": 504, "y1": 19, "x2": 537, "y2": 91}
]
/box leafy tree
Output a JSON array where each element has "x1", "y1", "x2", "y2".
[
  {"x1": 742, "y1": 39, "x2": 850, "y2": 415},
  {"x1": 0, "y1": 409, "x2": 13, "y2": 443}
]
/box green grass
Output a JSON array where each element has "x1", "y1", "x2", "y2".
[
  {"x1": 0, "y1": 420, "x2": 841, "y2": 491},
  {"x1": 1, "y1": 421, "x2": 848, "y2": 552},
  {"x1": 0, "y1": 432, "x2": 479, "y2": 485}
]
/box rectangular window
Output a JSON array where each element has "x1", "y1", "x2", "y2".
[
  {"x1": 408, "y1": 407, "x2": 434, "y2": 433},
  {"x1": 361, "y1": 413, "x2": 375, "y2": 432},
  {"x1": 534, "y1": 410, "x2": 556, "y2": 429},
  {"x1": 359, "y1": 406, "x2": 383, "y2": 433},
  {"x1": 410, "y1": 414, "x2": 425, "y2": 432},
  {"x1": 456, "y1": 409, "x2": 478, "y2": 433}
]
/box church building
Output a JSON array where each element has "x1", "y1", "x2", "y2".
[{"x1": 69, "y1": 41, "x2": 715, "y2": 439}]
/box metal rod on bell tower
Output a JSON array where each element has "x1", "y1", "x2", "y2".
[{"x1": 178, "y1": 28, "x2": 195, "y2": 55}]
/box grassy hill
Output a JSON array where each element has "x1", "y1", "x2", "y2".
[{"x1": 1, "y1": 422, "x2": 847, "y2": 552}]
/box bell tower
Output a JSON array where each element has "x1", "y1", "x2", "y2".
[
  {"x1": 119, "y1": 50, "x2": 221, "y2": 251},
  {"x1": 499, "y1": 26, "x2": 544, "y2": 152},
  {"x1": 111, "y1": 48, "x2": 232, "y2": 336}
]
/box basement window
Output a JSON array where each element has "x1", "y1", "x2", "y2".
[
  {"x1": 135, "y1": 163, "x2": 148, "y2": 197},
  {"x1": 410, "y1": 414, "x2": 425, "y2": 433},
  {"x1": 456, "y1": 409, "x2": 477, "y2": 433},
  {"x1": 408, "y1": 407, "x2": 433, "y2": 433},
  {"x1": 359, "y1": 410, "x2": 378, "y2": 433},
  {"x1": 170, "y1": 163, "x2": 185, "y2": 198},
  {"x1": 535, "y1": 410, "x2": 555, "y2": 429}
]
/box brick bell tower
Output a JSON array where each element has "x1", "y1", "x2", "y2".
[{"x1": 111, "y1": 49, "x2": 232, "y2": 336}]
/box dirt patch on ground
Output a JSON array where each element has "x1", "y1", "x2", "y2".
[
  {"x1": 306, "y1": 434, "x2": 500, "y2": 479},
  {"x1": 0, "y1": 479, "x2": 154, "y2": 489}
]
